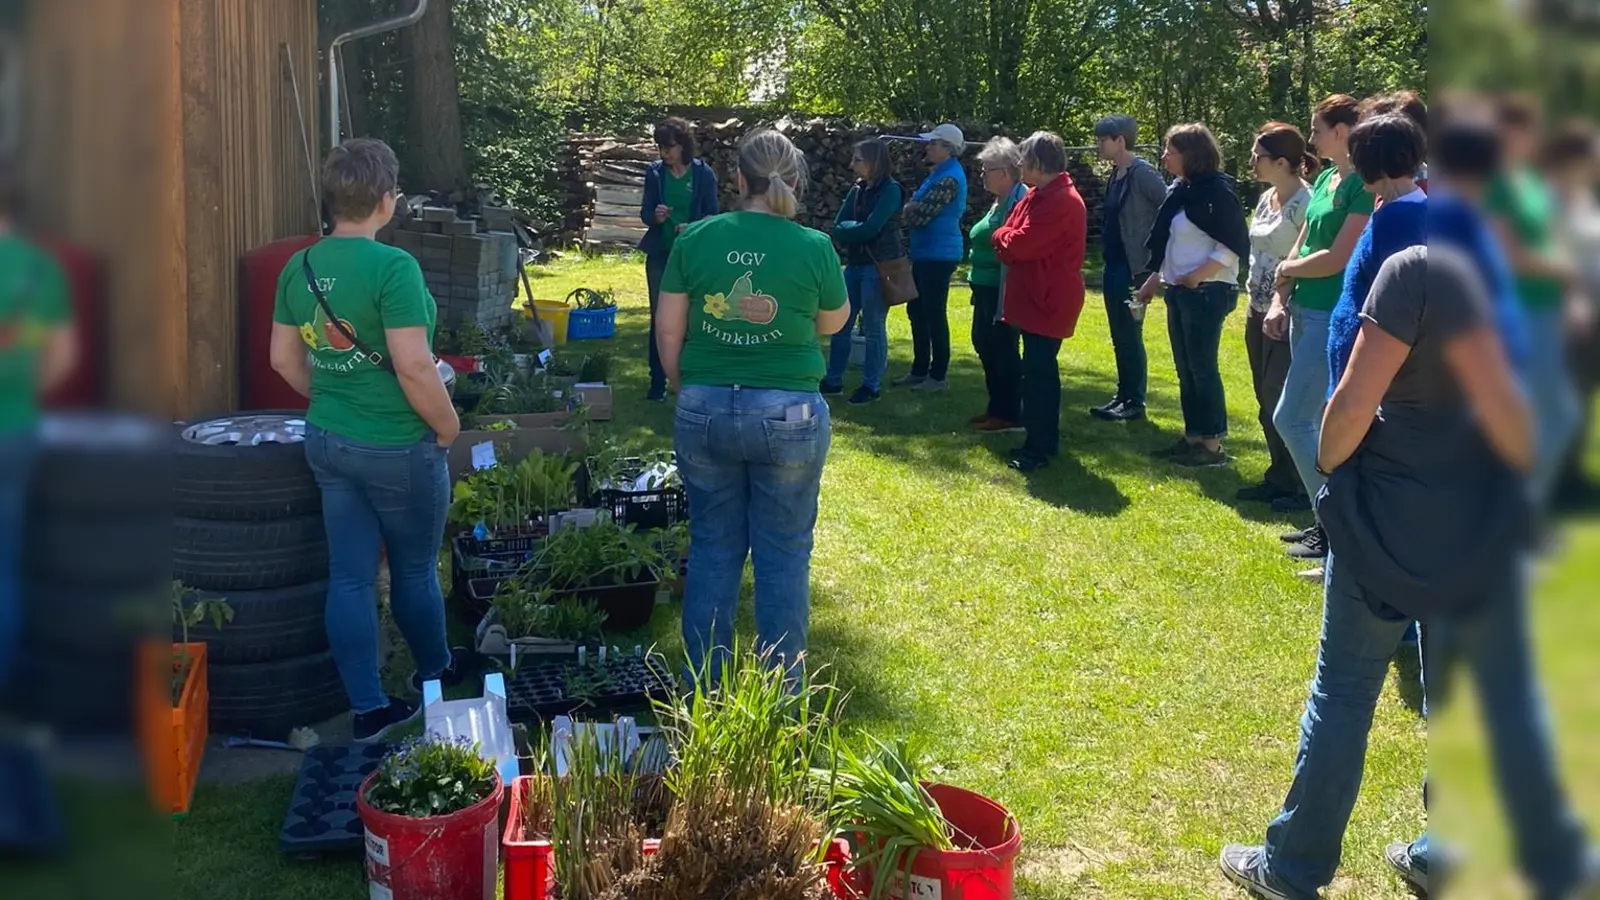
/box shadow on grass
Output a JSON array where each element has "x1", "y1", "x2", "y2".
[{"x1": 978, "y1": 441, "x2": 1129, "y2": 515}]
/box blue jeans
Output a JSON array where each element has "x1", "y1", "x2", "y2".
[
  {"x1": 673, "y1": 385, "x2": 830, "y2": 676},
  {"x1": 1102, "y1": 256, "x2": 1149, "y2": 407},
  {"x1": 0, "y1": 434, "x2": 36, "y2": 692},
  {"x1": 1165, "y1": 283, "x2": 1237, "y2": 440},
  {"x1": 646, "y1": 253, "x2": 669, "y2": 394},
  {"x1": 1523, "y1": 307, "x2": 1582, "y2": 508},
  {"x1": 1263, "y1": 554, "x2": 1590, "y2": 899},
  {"x1": 825, "y1": 265, "x2": 889, "y2": 391},
  {"x1": 304, "y1": 426, "x2": 452, "y2": 714},
  {"x1": 1273, "y1": 305, "x2": 1333, "y2": 498}
]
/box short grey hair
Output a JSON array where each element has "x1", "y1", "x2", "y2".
[
  {"x1": 1018, "y1": 131, "x2": 1068, "y2": 175},
  {"x1": 1093, "y1": 114, "x2": 1138, "y2": 148},
  {"x1": 977, "y1": 137, "x2": 1023, "y2": 180}
]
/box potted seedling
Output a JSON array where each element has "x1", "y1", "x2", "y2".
[
  {"x1": 155, "y1": 582, "x2": 232, "y2": 816},
  {"x1": 475, "y1": 580, "x2": 609, "y2": 657},
  {"x1": 516, "y1": 517, "x2": 673, "y2": 633},
  {"x1": 357, "y1": 735, "x2": 504, "y2": 900}
]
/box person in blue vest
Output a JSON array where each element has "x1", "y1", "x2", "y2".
[
  {"x1": 639, "y1": 118, "x2": 720, "y2": 402},
  {"x1": 894, "y1": 123, "x2": 969, "y2": 392}
]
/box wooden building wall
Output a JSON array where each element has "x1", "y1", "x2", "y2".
[{"x1": 21, "y1": 0, "x2": 319, "y2": 417}]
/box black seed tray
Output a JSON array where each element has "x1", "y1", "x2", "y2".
[
  {"x1": 505, "y1": 653, "x2": 675, "y2": 721},
  {"x1": 278, "y1": 743, "x2": 392, "y2": 857}
]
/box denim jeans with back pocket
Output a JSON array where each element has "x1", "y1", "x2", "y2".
[
  {"x1": 673, "y1": 385, "x2": 830, "y2": 677},
  {"x1": 304, "y1": 425, "x2": 453, "y2": 714}
]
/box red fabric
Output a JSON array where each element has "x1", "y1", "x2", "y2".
[{"x1": 992, "y1": 174, "x2": 1088, "y2": 340}]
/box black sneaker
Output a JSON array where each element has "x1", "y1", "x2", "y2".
[
  {"x1": 1271, "y1": 493, "x2": 1312, "y2": 512},
  {"x1": 1174, "y1": 446, "x2": 1230, "y2": 468},
  {"x1": 1286, "y1": 524, "x2": 1328, "y2": 559},
  {"x1": 353, "y1": 698, "x2": 420, "y2": 743},
  {"x1": 411, "y1": 647, "x2": 473, "y2": 694},
  {"x1": 645, "y1": 387, "x2": 667, "y2": 403},
  {"x1": 1008, "y1": 450, "x2": 1049, "y2": 472},
  {"x1": 848, "y1": 386, "x2": 880, "y2": 405},
  {"x1": 1218, "y1": 844, "x2": 1294, "y2": 900},
  {"x1": 1150, "y1": 438, "x2": 1193, "y2": 459},
  {"x1": 1099, "y1": 399, "x2": 1146, "y2": 422},
  {"x1": 819, "y1": 380, "x2": 844, "y2": 396},
  {"x1": 1236, "y1": 482, "x2": 1288, "y2": 504},
  {"x1": 1088, "y1": 397, "x2": 1123, "y2": 420},
  {"x1": 1280, "y1": 526, "x2": 1311, "y2": 543}
]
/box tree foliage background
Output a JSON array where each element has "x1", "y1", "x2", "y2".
[{"x1": 322, "y1": 0, "x2": 1427, "y2": 217}]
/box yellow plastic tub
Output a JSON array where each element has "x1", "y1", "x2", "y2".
[{"x1": 532, "y1": 299, "x2": 571, "y2": 345}]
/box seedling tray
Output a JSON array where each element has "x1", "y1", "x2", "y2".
[
  {"x1": 505, "y1": 652, "x2": 674, "y2": 721},
  {"x1": 278, "y1": 743, "x2": 392, "y2": 857}
]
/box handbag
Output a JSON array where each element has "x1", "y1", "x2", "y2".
[{"x1": 871, "y1": 252, "x2": 918, "y2": 306}]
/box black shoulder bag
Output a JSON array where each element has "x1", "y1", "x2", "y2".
[{"x1": 301, "y1": 250, "x2": 395, "y2": 373}]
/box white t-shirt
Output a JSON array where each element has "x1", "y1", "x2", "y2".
[{"x1": 1160, "y1": 210, "x2": 1241, "y2": 288}]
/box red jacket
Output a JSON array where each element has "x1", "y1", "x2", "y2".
[{"x1": 992, "y1": 174, "x2": 1088, "y2": 340}]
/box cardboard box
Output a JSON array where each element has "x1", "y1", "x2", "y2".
[
  {"x1": 570, "y1": 383, "x2": 613, "y2": 421},
  {"x1": 448, "y1": 425, "x2": 585, "y2": 482}
]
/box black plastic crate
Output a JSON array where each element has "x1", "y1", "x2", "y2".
[
  {"x1": 450, "y1": 533, "x2": 540, "y2": 616},
  {"x1": 504, "y1": 652, "x2": 674, "y2": 721},
  {"x1": 278, "y1": 743, "x2": 392, "y2": 857},
  {"x1": 587, "y1": 457, "x2": 688, "y2": 531}
]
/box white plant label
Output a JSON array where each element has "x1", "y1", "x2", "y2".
[
  {"x1": 539, "y1": 349, "x2": 554, "y2": 367},
  {"x1": 365, "y1": 832, "x2": 390, "y2": 868},
  {"x1": 471, "y1": 441, "x2": 497, "y2": 471}
]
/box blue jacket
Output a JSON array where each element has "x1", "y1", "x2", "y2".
[
  {"x1": 1428, "y1": 193, "x2": 1530, "y2": 374},
  {"x1": 1327, "y1": 199, "x2": 1427, "y2": 392},
  {"x1": 908, "y1": 157, "x2": 969, "y2": 262},
  {"x1": 638, "y1": 158, "x2": 719, "y2": 257}
]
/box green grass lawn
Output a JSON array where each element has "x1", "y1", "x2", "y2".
[{"x1": 167, "y1": 252, "x2": 1599, "y2": 899}]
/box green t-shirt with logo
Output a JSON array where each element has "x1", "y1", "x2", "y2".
[
  {"x1": 1290, "y1": 166, "x2": 1376, "y2": 312},
  {"x1": 271, "y1": 237, "x2": 436, "y2": 445},
  {"x1": 661, "y1": 211, "x2": 848, "y2": 393},
  {"x1": 662, "y1": 168, "x2": 694, "y2": 255},
  {"x1": 0, "y1": 235, "x2": 72, "y2": 436},
  {"x1": 1486, "y1": 166, "x2": 1564, "y2": 311}
]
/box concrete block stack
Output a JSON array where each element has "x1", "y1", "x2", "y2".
[{"x1": 387, "y1": 206, "x2": 521, "y2": 330}]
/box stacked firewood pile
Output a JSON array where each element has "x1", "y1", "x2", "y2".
[{"x1": 564, "y1": 117, "x2": 1124, "y2": 251}]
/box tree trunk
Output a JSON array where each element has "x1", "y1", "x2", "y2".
[{"x1": 401, "y1": 0, "x2": 468, "y2": 191}]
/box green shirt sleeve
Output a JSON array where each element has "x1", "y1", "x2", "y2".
[
  {"x1": 816, "y1": 233, "x2": 848, "y2": 312},
  {"x1": 661, "y1": 234, "x2": 689, "y2": 294},
  {"x1": 35, "y1": 254, "x2": 71, "y2": 325},
  {"x1": 1339, "y1": 173, "x2": 1376, "y2": 217},
  {"x1": 271, "y1": 262, "x2": 298, "y2": 326},
  {"x1": 379, "y1": 254, "x2": 433, "y2": 329}
]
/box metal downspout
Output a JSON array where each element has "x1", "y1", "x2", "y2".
[{"x1": 326, "y1": 0, "x2": 429, "y2": 149}]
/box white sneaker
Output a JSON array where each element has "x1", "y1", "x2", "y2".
[{"x1": 1296, "y1": 566, "x2": 1325, "y2": 584}]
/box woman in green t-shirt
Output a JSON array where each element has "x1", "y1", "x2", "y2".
[
  {"x1": 269, "y1": 140, "x2": 464, "y2": 743},
  {"x1": 655, "y1": 129, "x2": 851, "y2": 677},
  {"x1": 967, "y1": 137, "x2": 1029, "y2": 431},
  {"x1": 1266, "y1": 94, "x2": 1374, "y2": 568}
]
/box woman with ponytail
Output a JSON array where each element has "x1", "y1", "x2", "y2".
[
  {"x1": 655, "y1": 129, "x2": 851, "y2": 677},
  {"x1": 1238, "y1": 122, "x2": 1315, "y2": 508}
]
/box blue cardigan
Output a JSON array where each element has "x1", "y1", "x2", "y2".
[
  {"x1": 1428, "y1": 193, "x2": 1529, "y2": 374},
  {"x1": 637, "y1": 158, "x2": 719, "y2": 257},
  {"x1": 1326, "y1": 199, "x2": 1428, "y2": 392}
]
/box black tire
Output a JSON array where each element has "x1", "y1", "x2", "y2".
[
  {"x1": 31, "y1": 412, "x2": 171, "y2": 517},
  {"x1": 178, "y1": 581, "x2": 329, "y2": 665},
  {"x1": 0, "y1": 647, "x2": 136, "y2": 738},
  {"x1": 172, "y1": 515, "x2": 328, "y2": 592},
  {"x1": 207, "y1": 651, "x2": 348, "y2": 740},
  {"x1": 174, "y1": 412, "x2": 321, "y2": 521},
  {"x1": 23, "y1": 581, "x2": 162, "y2": 657},
  {"x1": 26, "y1": 513, "x2": 171, "y2": 590}
]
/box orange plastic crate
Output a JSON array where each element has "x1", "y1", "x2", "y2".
[{"x1": 142, "y1": 642, "x2": 209, "y2": 817}]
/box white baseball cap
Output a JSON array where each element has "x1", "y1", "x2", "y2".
[{"x1": 916, "y1": 123, "x2": 966, "y2": 149}]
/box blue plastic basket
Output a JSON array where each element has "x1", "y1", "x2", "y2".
[{"x1": 566, "y1": 306, "x2": 617, "y2": 340}]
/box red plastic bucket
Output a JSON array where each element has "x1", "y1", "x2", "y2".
[
  {"x1": 846, "y1": 783, "x2": 1022, "y2": 900},
  {"x1": 357, "y1": 769, "x2": 505, "y2": 900}
]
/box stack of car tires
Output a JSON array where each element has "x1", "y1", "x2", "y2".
[
  {"x1": 173, "y1": 413, "x2": 346, "y2": 739},
  {"x1": 8, "y1": 412, "x2": 172, "y2": 736}
]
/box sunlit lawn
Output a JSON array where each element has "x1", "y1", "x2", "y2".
[{"x1": 166, "y1": 252, "x2": 1599, "y2": 899}]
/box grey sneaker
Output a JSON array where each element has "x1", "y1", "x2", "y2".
[
  {"x1": 892, "y1": 372, "x2": 927, "y2": 387},
  {"x1": 1219, "y1": 845, "x2": 1294, "y2": 900},
  {"x1": 1384, "y1": 842, "x2": 1428, "y2": 896},
  {"x1": 911, "y1": 378, "x2": 949, "y2": 392}
]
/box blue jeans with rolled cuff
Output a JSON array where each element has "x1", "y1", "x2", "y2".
[
  {"x1": 1165, "y1": 283, "x2": 1236, "y2": 440},
  {"x1": 673, "y1": 385, "x2": 830, "y2": 678},
  {"x1": 304, "y1": 425, "x2": 453, "y2": 714}
]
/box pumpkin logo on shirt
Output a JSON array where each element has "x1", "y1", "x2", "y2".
[
  {"x1": 298, "y1": 302, "x2": 359, "y2": 354},
  {"x1": 703, "y1": 271, "x2": 778, "y2": 325}
]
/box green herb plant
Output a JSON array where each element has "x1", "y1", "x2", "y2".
[
  {"x1": 448, "y1": 449, "x2": 578, "y2": 532},
  {"x1": 530, "y1": 518, "x2": 672, "y2": 592},
  {"x1": 364, "y1": 735, "x2": 498, "y2": 819},
  {"x1": 565, "y1": 287, "x2": 617, "y2": 310},
  {"x1": 171, "y1": 581, "x2": 233, "y2": 705},
  {"x1": 490, "y1": 576, "x2": 608, "y2": 643},
  {"x1": 816, "y1": 735, "x2": 956, "y2": 900}
]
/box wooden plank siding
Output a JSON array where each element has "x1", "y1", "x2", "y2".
[{"x1": 20, "y1": 0, "x2": 319, "y2": 417}]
